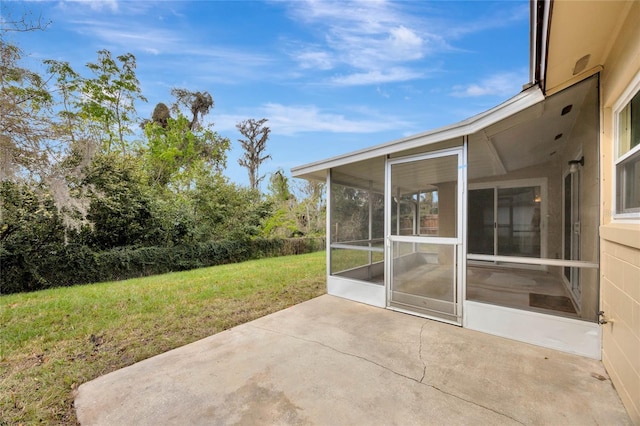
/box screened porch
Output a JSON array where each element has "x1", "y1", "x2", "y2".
[{"x1": 326, "y1": 75, "x2": 600, "y2": 324}]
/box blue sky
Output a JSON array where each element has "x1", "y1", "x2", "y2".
[{"x1": 5, "y1": 0, "x2": 530, "y2": 188}]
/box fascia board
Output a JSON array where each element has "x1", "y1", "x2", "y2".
[{"x1": 292, "y1": 86, "x2": 545, "y2": 179}]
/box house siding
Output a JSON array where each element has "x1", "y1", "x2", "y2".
[
  {"x1": 599, "y1": 1, "x2": 640, "y2": 423},
  {"x1": 601, "y1": 235, "x2": 640, "y2": 424}
]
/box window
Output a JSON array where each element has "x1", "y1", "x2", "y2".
[
  {"x1": 615, "y1": 72, "x2": 640, "y2": 217},
  {"x1": 468, "y1": 181, "x2": 545, "y2": 259}
]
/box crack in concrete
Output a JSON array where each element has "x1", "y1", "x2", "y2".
[
  {"x1": 249, "y1": 323, "x2": 526, "y2": 425},
  {"x1": 248, "y1": 324, "x2": 420, "y2": 383},
  {"x1": 418, "y1": 321, "x2": 428, "y2": 383},
  {"x1": 416, "y1": 320, "x2": 524, "y2": 425}
]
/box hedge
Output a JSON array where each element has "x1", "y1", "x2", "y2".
[{"x1": 0, "y1": 237, "x2": 325, "y2": 295}]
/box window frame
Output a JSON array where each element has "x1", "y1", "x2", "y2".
[{"x1": 613, "y1": 70, "x2": 640, "y2": 220}]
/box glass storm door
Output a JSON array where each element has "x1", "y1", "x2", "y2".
[{"x1": 386, "y1": 149, "x2": 464, "y2": 325}]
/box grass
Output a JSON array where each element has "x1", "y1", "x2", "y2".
[{"x1": 0, "y1": 251, "x2": 326, "y2": 425}]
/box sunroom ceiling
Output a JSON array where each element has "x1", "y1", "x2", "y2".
[
  {"x1": 331, "y1": 157, "x2": 385, "y2": 193},
  {"x1": 468, "y1": 75, "x2": 596, "y2": 180}
]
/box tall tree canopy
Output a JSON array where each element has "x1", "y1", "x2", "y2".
[
  {"x1": 170, "y1": 88, "x2": 213, "y2": 131},
  {"x1": 1, "y1": 25, "x2": 328, "y2": 296},
  {"x1": 236, "y1": 118, "x2": 271, "y2": 191},
  {"x1": 0, "y1": 40, "x2": 54, "y2": 182},
  {"x1": 143, "y1": 89, "x2": 230, "y2": 190},
  {"x1": 81, "y1": 50, "x2": 146, "y2": 153}
]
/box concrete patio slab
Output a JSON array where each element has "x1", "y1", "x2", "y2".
[{"x1": 75, "y1": 295, "x2": 631, "y2": 425}]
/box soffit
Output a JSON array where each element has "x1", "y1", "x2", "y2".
[{"x1": 545, "y1": 0, "x2": 631, "y2": 92}]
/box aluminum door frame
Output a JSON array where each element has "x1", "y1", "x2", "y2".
[{"x1": 384, "y1": 146, "x2": 467, "y2": 326}]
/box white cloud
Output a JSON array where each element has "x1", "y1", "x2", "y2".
[
  {"x1": 59, "y1": 0, "x2": 119, "y2": 12},
  {"x1": 214, "y1": 103, "x2": 412, "y2": 136},
  {"x1": 376, "y1": 86, "x2": 390, "y2": 99},
  {"x1": 66, "y1": 18, "x2": 272, "y2": 79},
  {"x1": 388, "y1": 26, "x2": 424, "y2": 60},
  {"x1": 443, "y1": 4, "x2": 530, "y2": 39},
  {"x1": 450, "y1": 71, "x2": 528, "y2": 98},
  {"x1": 295, "y1": 50, "x2": 334, "y2": 70},
  {"x1": 66, "y1": 19, "x2": 180, "y2": 57},
  {"x1": 280, "y1": 0, "x2": 528, "y2": 87},
  {"x1": 283, "y1": 0, "x2": 443, "y2": 85},
  {"x1": 330, "y1": 68, "x2": 423, "y2": 86}
]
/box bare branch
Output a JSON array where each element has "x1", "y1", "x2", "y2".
[{"x1": 1, "y1": 6, "x2": 51, "y2": 33}]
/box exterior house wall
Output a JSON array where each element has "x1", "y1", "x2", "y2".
[{"x1": 598, "y1": 2, "x2": 640, "y2": 422}]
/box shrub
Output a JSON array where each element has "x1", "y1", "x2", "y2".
[{"x1": 0, "y1": 238, "x2": 325, "y2": 294}]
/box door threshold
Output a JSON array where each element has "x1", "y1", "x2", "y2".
[{"x1": 387, "y1": 305, "x2": 461, "y2": 326}]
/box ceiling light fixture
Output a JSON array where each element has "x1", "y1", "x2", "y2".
[{"x1": 568, "y1": 156, "x2": 584, "y2": 173}]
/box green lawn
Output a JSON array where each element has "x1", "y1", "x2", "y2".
[{"x1": 0, "y1": 251, "x2": 326, "y2": 425}]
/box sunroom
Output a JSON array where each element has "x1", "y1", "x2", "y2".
[{"x1": 292, "y1": 74, "x2": 601, "y2": 358}]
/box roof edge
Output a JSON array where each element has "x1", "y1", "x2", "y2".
[
  {"x1": 292, "y1": 85, "x2": 545, "y2": 179},
  {"x1": 531, "y1": 0, "x2": 552, "y2": 93}
]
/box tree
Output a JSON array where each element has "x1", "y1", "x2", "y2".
[
  {"x1": 0, "y1": 3, "x2": 51, "y2": 34},
  {"x1": 0, "y1": 180, "x2": 66, "y2": 293},
  {"x1": 144, "y1": 115, "x2": 229, "y2": 189},
  {"x1": 268, "y1": 169, "x2": 292, "y2": 202},
  {"x1": 0, "y1": 40, "x2": 54, "y2": 182},
  {"x1": 262, "y1": 171, "x2": 326, "y2": 238},
  {"x1": 263, "y1": 169, "x2": 297, "y2": 237},
  {"x1": 151, "y1": 102, "x2": 170, "y2": 128},
  {"x1": 44, "y1": 52, "x2": 145, "y2": 232},
  {"x1": 170, "y1": 89, "x2": 212, "y2": 130},
  {"x1": 192, "y1": 173, "x2": 272, "y2": 240},
  {"x1": 294, "y1": 179, "x2": 326, "y2": 236},
  {"x1": 77, "y1": 50, "x2": 146, "y2": 153},
  {"x1": 143, "y1": 90, "x2": 230, "y2": 190},
  {"x1": 81, "y1": 153, "x2": 160, "y2": 249},
  {"x1": 236, "y1": 118, "x2": 271, "y2": 191},
  {"x1": 0, "y1": 180, "x2": 64, "y2": 247}
]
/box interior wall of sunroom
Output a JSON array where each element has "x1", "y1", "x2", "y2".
[
  {"x1": 467, "y1": 159, "x2": 559, "y2": 258},
  {"x1": 466, "y1": 75, "x2": 599, "y2": 321},
  {"x1": 560, "y1": 78, "x2": 600, "y2": 321}
]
